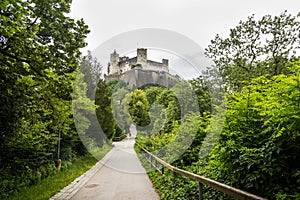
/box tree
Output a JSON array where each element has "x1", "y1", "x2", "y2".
[
  {"x1": 189, "y1": 77, "x2": 211, "y2": 114},
  {"x1": 126, "y1": 89, "x2": 150, "y2": 127},
  {"x1": 95, "y1": 80, "x2": 115, "y2": 140},
  {"x1": 144, "y1": 86, "x2": 165, "y2": 106},
  {"x1": 0, "y1": 0, "x2": 89, "y2": 74},
  {"x1": 0, "y1": 0, "x2": 89, "y2": 197},
  {"x1": 156, "y1": 88, "x2": 181, "y2": 133},
  {"x1": 111, "y1": 86, "x2": 131, "y2": 134},
  {"x1": 205, "y1": 11, "x2": 300, "y2": 89},
  {"x1": 79, "y1": 50, "x2": 102, "y2": 99},
  {"x1": 0, "y1": 0, "x2": 89, "y2": 138},
  {"x1": 72, "y1": 72, "x2": 96, "y2": 153}
]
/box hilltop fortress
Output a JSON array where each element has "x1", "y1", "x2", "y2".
[{"x1": 104, "y1": 48, "x2": 179, "y2": 88}]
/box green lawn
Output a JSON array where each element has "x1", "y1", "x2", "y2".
[{"x1": 8, "y1": 145, "x2": 112, "y2": 200}]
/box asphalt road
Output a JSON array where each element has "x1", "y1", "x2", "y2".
[{"x1": 71, "y1": 138, "x2": 159, "y2": 200}]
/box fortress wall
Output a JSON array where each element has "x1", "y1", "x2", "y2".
[
  {"x1": 145, "y1": 65, "x2": 168, "y2": 73},
  {"x1": 118, "y1": 63, "x2": 131, "y2": 73},
  {"x1": 146, "y1": 60, "x2": 168, "y2": 72},
  {"x1": 118, "y1": 57, "x2": 138, "y2": 73},
  {"x1": 118, "y1": 59, "x2": 169, "y2": 74},
  {"x1": 105, "y1": 69, "x2": 179, "y2": 89}
]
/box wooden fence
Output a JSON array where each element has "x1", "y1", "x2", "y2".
[{"x1": 136, "y1": 143, "x2": 267, "y2": 200}]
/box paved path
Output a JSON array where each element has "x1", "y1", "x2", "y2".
[{"x1": 52, "y1": 138, "x2": 159, "y2": 200}]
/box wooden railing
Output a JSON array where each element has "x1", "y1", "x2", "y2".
[{"x1": 136, "y1": 143, "x2": 267, "y2": 200}]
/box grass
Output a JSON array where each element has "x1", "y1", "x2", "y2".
[{"x1": 8, "y1": 145, "x2": 112, "y2": 200}]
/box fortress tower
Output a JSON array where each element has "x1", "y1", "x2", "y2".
[
  {"x1": 137, "y1": 48, "x2": 147, "y2": 66},
  {"x1": 109, "y1": 50, "x2": 119, "y2": 74}
]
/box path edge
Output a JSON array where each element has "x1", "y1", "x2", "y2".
[{"x1": 49, "y1": 148, "x2": 115, "y2": 200}]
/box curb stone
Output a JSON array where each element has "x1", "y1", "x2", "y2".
[{"x1": 49, "y1": 148, "x2": 115, "y2": 200}]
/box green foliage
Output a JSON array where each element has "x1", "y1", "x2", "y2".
[
  {"x1": 72, "y1": 71, "x2": 98, "y2": 155},
  {"x1": 148, "y1": 170, "x2": 200, "y2": 200},
  {"x1": 203, "y1": 63, "x2": 300, "y2": 199},
  {"x1": 0, "y1": 70, "x2": 87, "y2": 198},
  {"x1": 144, "y1": 62, "x2": 300, "y2": 199},
  {"x1": 189, "y1": 77, "x2": 211, "y2": 114},
  {"x1": 155, "y1": 88, "x2": 181, "y2": 133},
  {"x1": 0, "y1": 0, "x2": 89, "y2": 77},
  {"x1": 95, "y1": 79, "x2": 132, "y2": 141},
  {"x1": 0, "y1": 0, "x2": 90, "y2": 198},
  {"x1": 73, "y1": 72, "x2": 96, "y2": 135},
  {"x1": 79, "y1": 50, "x2": 102, "y2": 99},
  {"x1": 95, "y1": 79, "x2": 115, "y2": 139},
  {"x1": 205, "y1": 11, "x2": 300, "y2": 89},
  {"x1": 111, "y1": 86, "x2": 131, "y2": 134},
  {"x1": 144, "y1": 86, "x2": 166, "y2": 105},
  {"x1": 126, "y1": 89, "x2": 151, "y2": 127}
]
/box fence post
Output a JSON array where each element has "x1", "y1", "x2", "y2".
[
  {"x1": 162, "y1": 165, "x2": 164, "y2": 175},
  {"x1": 199, "y1": 182, "x2": 203, "y2": 200}
]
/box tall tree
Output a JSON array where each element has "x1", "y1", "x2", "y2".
[
  {"x1": 79, "y1": 51, "x2": 102, "y2": 99},
  {"x1": 0, "y1": 0, "x2": 89, "y2": 134},
  {"x1": 205, "y1": 11, "x2": 300, "y2": 89},
  {"x1": 0, "y1": 0, "x2": 89, "y2": 197},
  {"x1": 95, "y1": 80, "x2": 115, "y2": 140},
  {"x1": 126, "y1": 89, "x2": 150, "y2": 127}
]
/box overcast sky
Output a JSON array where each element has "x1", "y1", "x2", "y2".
[
  {"x1": 70, "y1": 0, "x2": 300, "y2": 79},
  {"x1": 70, "y1": 0, "x2": 299, "y2": 50}
]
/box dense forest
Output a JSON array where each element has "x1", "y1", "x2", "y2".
[{"x1": 1, "y1": 1, "x2": 299, "y2": 199}]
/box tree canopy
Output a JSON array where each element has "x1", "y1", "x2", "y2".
[
  {"x1": 205, "y1": 11, "x2": 300, "y2": 89},
  {"x1": 0, "y1": 0, "x2": 90, "y2": 198}
]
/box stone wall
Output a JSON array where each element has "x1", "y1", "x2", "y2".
[
  {"x1": 146, "y1": 60, "x2": 168, "y2": 72},
  {"x1": 105, "y1": 68, "x2": 179, "y2": 89}
]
